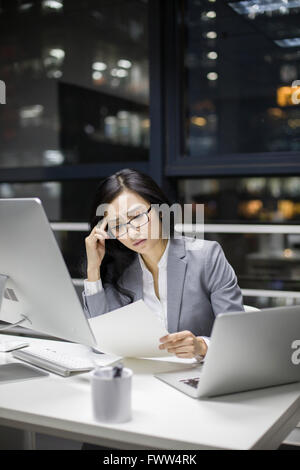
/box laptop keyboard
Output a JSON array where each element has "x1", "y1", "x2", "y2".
[{"x1": 179, "y1": 377, "x2": 201, "y2": 389}]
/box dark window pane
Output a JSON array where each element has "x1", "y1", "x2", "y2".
[
  {"x1": 0, "y1": 0, "x2": 149, "y2": 168},
  {"x1": 184, "y1": 0, "x2": 300, "y2": 157},
  {"x1": 59, "y1": 82, "x2": 149, "y2": 165},
  {"x1": 205, "y1": 231, "x2": 300, "y2": 293},
  {"x1": 0, "y1": 179, "x2": 102, "y2": 221},
  {"x1": 53, "y1": 230, "x2": 88, "y2": 280}
]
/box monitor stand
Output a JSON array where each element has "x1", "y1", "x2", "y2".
[{"x1": 0, "y1": 274, "x2": 29, "y2": 331}]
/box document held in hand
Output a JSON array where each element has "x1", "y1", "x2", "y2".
[{"x1": 88, "y1": 299, "x2": 173, "y2": 358}]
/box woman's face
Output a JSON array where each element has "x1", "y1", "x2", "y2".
[{"x1": 105, "y1": 190, "x2": 162, "y2": 254}]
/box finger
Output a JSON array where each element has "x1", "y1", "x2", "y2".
[
  {"x1": 94, "y1": 235, "x2": 107, "y2": 248},
  {"x1": 86, "y1": 232, "x2": 103, "y2": 247},
  {"x1": 95, "y1": 225, "x2": 109, "y2": 238},
  {"x1": 94, "y1": 230, "x2": 109, "y2": 240},
  {"x1": 160, "y1": 332, "x2": 184, "y2": 344},
  {"x1": 159, "y1": 338, "x2": 178, "y2": 349},
  {"x1": 161, "y1": 331, "x2": 190, "y2": 343},
  {"x1": 167, "y1": 346, "x2": 194, "y2": 354},
  {"x1": 89, "y1": 223, "x2": 107, "y2": 240},
  {"x1": 97, "y1": 217, "x2": 108, "y2": 232},
  {"x1": 94, "y1": 220, "x2": 109, "y2": 236},
  {"x1": 168, "y1": 336, "x2": 193, "y2": 346},
  {"x1": 175, "y1": 352, "x2": 195, "y2": 359}
]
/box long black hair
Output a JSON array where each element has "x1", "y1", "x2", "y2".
[{"x1": 88, "y1": 168, "x2": 172, "y2": 299}]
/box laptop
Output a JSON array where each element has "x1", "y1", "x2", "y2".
[{"x1": 155, "y1": 306, "x2": 300, "y2": 398}]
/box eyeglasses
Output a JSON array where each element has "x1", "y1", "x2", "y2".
[{"x1": 108, "y1": 206, "x2": 152, "y2": 239}]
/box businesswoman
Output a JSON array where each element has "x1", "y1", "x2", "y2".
[{"x1": 82, "y1": 168, "x2": 244, "y2": 360}]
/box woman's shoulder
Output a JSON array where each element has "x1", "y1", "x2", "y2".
[
  {"x1": 174, "y1": 237, "x2": 228, "y2": 281},
  {"x1": 171, "y1": 236, "x2": 223, "y2": 262}
]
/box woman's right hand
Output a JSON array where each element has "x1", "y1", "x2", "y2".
[{"x1": 85, "y1": 218, "x2": 109, "y2": 281}]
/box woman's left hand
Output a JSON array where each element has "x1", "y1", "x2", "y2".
[{"x1": 159, "y1": 330, "x2": 208, "y2": 359}]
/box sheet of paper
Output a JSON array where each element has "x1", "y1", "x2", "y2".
[{"x1": 88, "y1": 299, "x2": 173, "y2": 358}]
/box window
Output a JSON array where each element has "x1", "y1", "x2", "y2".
[
  {"x1": 166, "y1": 0, "x2": 300, "y2": 175},
  {"x1": 0, "y1": 0, "x2": 149, "y2": 168},
  {"x1": 0, "y1": 179, "x2": 103, "y2": 221},
  {"x1": 178, "y1": 176, "x2": 300, "y2": 222},
  {"x1": 185, "y1": 0, "x2": 300, "y2": 155},
  {"x1": 178, "y1": 175, "x2": 300, "y2": 304}
]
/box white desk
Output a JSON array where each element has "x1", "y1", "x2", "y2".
[{"x1": 0, "y1": 333, "x2": 300, "y2": 450}]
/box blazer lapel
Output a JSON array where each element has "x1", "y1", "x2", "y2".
[{"x1": 167, "y1": 238, "x2": 187, "y2": 333}]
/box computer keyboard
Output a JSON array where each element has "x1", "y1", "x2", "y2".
[{"x1": 12, "y1": 346, "x2": 95, "y2": 377}]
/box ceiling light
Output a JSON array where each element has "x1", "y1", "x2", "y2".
[
  {"x1": 117, "y1": 59, "x2": 132, "y2": 69},
  {"x1": 207, "y1": 51, "x2": 218, "y2": 59},
  {"x1": 111, "y1": 68, "x2": 128, "y2": 78},
  {"x1": 206, "y1": 31, "x2": 217, "y2": 39},
  {"x1": 42, "y1": 0, "x2": 63, "y2": 10},
  {"x1": 207, "y1": 72, "x2": 218, "y2": 80},
  {"x1": 206, "y1": 11, "x2": 216, "y2": 18},
  {"x1": 116, "y1": 69, "x2": 128, "y2": 78},
  {"x1": 44, "y1": 150, "x2": 64, "y2": 165},
  {"x1": 92, "y1": 62, "x2": 107, "y2": 71},
  {"x1": 92, "y1": 71, "x2": 103, "y2": 80},
  {"x1": 49, "y1": 48, "x2": 65, "y2": 60},
  {"x1": 19, "y1": 105, "x2": 44, "y2": 119}
]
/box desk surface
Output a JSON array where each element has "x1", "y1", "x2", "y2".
[{"x1": 0, "y1": 333, "x2": 300, "y2": 450}]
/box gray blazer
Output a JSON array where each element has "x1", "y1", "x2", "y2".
[{"x1": 82, "y1": 237, "x2": 244, "y2": 337}]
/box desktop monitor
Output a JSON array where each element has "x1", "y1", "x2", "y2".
[{"x1": 0, "y1": 198, "x2": 96, "y2": 347}]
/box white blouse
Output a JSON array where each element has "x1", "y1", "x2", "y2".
[{"x1": 84, "y1": 240, "x2": 210, "y2": 348}]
